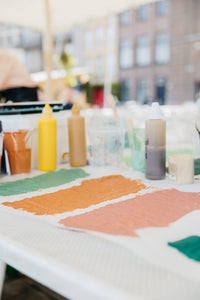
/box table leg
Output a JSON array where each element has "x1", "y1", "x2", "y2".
[{"x1": 0, "y1": 261, "x2": 5, "y2": 299}]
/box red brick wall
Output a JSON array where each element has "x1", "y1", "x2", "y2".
[{"x1": 119, "y1": 0, "x2": 200, "y2": 104}]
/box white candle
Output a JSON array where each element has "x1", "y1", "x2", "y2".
[{"x1": 168, "y1": 154, "x2": 194, "y2": 184}]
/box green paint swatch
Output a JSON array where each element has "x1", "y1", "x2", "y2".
[
  {"x1": 0, "y1": 168, "x2": 89, "y2": 196},
  {"x1": 168, "y1": 236, "x2": 200, "y2": 262}
]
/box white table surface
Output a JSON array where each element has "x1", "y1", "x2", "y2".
[{"x1": 0, "y1": 165, "x2": 200, "y2": 300}]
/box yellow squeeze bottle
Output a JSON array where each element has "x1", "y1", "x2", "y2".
[{"x1": 38, "y1": 103, "x2": 57, "y2": 171}]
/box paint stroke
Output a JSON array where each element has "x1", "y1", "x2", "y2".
[
  {"x1": 60, "y1": 189, "x2": 200, "y2": 237},
  {"x1": 169, "y1": 236, "x2": 200, "y2": 262},
  {"x1": 3, "y1": 175, "x2": 146, "y2": 215},
  {"x1": 0, "y1": 168, "x2": 89, "y2": 196}
]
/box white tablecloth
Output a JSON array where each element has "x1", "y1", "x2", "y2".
[{"x1": 0, "y1": 166, "x2": 200, "y2": 300}]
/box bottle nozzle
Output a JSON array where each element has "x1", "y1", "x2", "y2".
[
  {"x1": 71, "y1": 103, "x2": 80, "y2": 115},
  {"x1": 42, "y1": 103, "x2": 52, "y2": 117},
  {"x1": 148, "y1": 102, "x2": 163, "y2": 119}
]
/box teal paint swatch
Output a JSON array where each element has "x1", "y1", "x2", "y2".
[
  {"x1": 168, "y1": 236, "x2": 200, "y2": 262},
  {"x1": 0, "y1": 168, "x2": 89, "y2": 196}
]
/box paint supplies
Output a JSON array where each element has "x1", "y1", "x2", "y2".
[
  {"x1": 4, "y1": 130, "x2": 32, "y2": 175},
  {"x1": 88, "y1": 118, "x2": 125, "y2": 167},
  {"x1": 129, "y1": 128, "x2": 145, "y2": 173},
  {"x1": 0, "y1": 132, "x2": 3, "y2": 172},
  {"x1": 38, "y1": 103, "x2": 57, "y2": 171},
  {"x1": 168, "y1": 154, "x2": 194, "y2": 184},
  {"x1": 145, "y1": 102, "x2": 166, "y2": 180},
  {"x1": 68, "y1": 103, "x2": 87, "y2": 167}
]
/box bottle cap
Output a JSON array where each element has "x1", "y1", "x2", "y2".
[
  {"x1": 148, "y1": 102, "x2": 163, "y2": 119},
  {"x1": 71, "y1": 103, "x2": 80, "y2": 115},
  {"x1": 42, "y1": 103, "x2": 52, "y2": 117}
]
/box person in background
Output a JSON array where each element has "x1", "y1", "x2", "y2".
[{"x1": 0, "y1": 48, "x2": 38, "y2": 102}]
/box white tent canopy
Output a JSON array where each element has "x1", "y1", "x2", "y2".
[
  {"x1": 0, "y1": 0, "x2": 157, "y2": 101},
  {"x1": 0, "y1": 0, "x2": 156, "y2": 34}
]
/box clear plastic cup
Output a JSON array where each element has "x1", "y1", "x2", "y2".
[
  {"x1": 129, "y1": 128, "x2": 145, "y2": 173},
  {"x1": 88, "y1": 127, "x2": 125, "y2": 167},
  {"x1": 4, "y1": 130, "x2": 32, "y2": 175}
]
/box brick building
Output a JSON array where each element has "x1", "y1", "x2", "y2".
[{"x1": 119, "y1": 0, "x2": 200, "y2": 104}]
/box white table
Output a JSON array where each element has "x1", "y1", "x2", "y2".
[{"x1": 0, "y1": 166, "x2": 200, "y2": 300}]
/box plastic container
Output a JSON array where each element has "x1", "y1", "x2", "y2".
[
  {"x1": 4, "y1": 130, "x2": 32, "y2": 175},
  {"x1": 88, "y1": 125, "x2": 125, "y2": 167},
  {"x1": 129, "y1": 128, "x2": 145, "y2": 173},
  {"x1": 0, "y1": 133, "x2": 4, "y2": 172},
  {"x1": 145, "y1": 102, "x2": 166, "y2": 180},
  {"x1": 68, "y1": 103, "x2": 87, "y2": 167},
  {"x1": 38, "y1": 103, "x2": 57, "y2": 171},
  {"x1": 168, "y1": 154, "x2": 194, "y2": 184}
]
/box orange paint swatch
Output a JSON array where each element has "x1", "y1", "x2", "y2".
[
  {"x1": 60, "y1": 189, "x2": 200, "y2": 237},
  {"x1": 3, "y1": 175, "x2": 146, "y2": 215}
]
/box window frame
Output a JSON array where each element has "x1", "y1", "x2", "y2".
[
  {"x1": 155, "y1": 31, "x2": 170, "y2": 65},
  {"x1": 119, "y1": 38, "x2": 133, "y2": 69},
  {"x1": 136, "y1": 35, "x2": 150, "y2": 67},
  {"x1": 138, "y1": 4, "x2": 148, "y2": 21},
  {"x1": 156, "y1": 0, "x2": 168, "y2": 17}
]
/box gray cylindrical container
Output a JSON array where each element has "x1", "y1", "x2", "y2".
[{"x1": 145, "y1": 102, "x2": 166, "y2": 180}]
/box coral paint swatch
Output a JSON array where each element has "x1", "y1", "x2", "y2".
[
  {"x1": 3, "y1": 175, "x2": 146, "y2": 215},
  {"x1": 60, "y1": 189, "x2": 200, "y2": 237}
]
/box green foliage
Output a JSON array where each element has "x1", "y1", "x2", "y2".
[
  {"x1": 59, "y1": 51, "x2": 77, "y2": 87},
  {"x1": 111, "y1": 82, "x2": 121, "y2": 101},
  {"x1": 59, "y1": 51, "x2": 77, "y2": 70},
  {"x1": 83, "y1": 82, "x2": 94, "y2": 104}
]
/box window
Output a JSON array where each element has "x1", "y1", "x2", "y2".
[
  {"x1": 26, "y1": 49, "x2": 43, "y2": 73},
  {"x1": 96, "y1": 57, "x2": 104, "y2": 78},
  {"x1": 85, "y1": 30, "x2": 93, "y2": 50},
  {"x1": 120, "y1": 80, "x2": 130, "y2": 101},
  {"x1": 21, "y1": 28, "x2": 41, "y2": 46},
  {"x1": 138, "y1": 5, "x2": 148, "y2": 21},
  {"x1": 96, "y1": 27, "x2": 104, "y2": 48},
  {"x1": 157, "y1": 0, "x2": 168, "y2": 17},
  {"x1": 155, "y1": 77, "x2": 166, "y2": 105},
  {"x1": 65, "y1": 39, "x2": 74, "y2": 56},
  {"x1": 120, "y1": 11, "x2": 131, "y2": 25},
  {"x1": 155, "y1": 32, "x2": 170, "y2": 64},
  {"x1": 85, "y1": 59, "x2": 93, "y2": 71},
  {"x1": 120, "y1": 39, "x2": 133, "y2": 69},
  {"x1": 137, "y1": 79, "x2": 148, "y2": 104},
  {"x1": 106, "y1": 23, "x2": 115, "y2": 48},
  {"x1": 136, "y1": 36, "x2": 150, "y2": 66},
  {"x1": 8, "y1": 26, "x2": 21, "y2": 47}
]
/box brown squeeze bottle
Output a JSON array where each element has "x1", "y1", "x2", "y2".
[
  {"x1": 145, "y1": 102, "x2": 166, "y2": 180},
  {"x1": 68, "y1": 103, "x2": 87, "y2": 167}
]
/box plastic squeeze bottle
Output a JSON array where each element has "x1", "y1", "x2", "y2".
[
  {"x1": 38, "y1": 103, "x2": 57, "y2": 171},
  {"x1": 68, "y1": 103, "x2": 87, "y2": 167},
  {"x1": 145, "y1": 102, "x2": 166, "y2": 180}
]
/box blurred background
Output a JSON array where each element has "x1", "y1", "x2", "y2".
[{"x1": 0, "y1": 0, "x2": 200, "y2": 107}]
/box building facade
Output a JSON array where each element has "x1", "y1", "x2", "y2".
[
  {"x1": 169, "y1": 0, "x2": 200, "y2": 103},
  {"x1": 119, "y1": 0, "x2": 200, "y2": 104},
  {"x1": 0, "y1": 24, "x2": 43, "y2": 73},
  {"x1": 81, "y1": 16, "x2": 119, "y2": 85}
]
